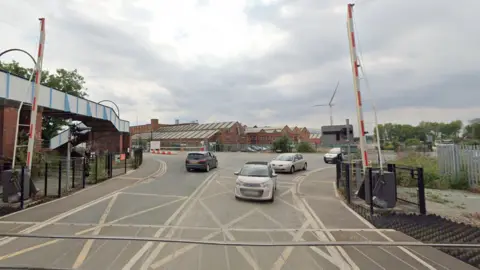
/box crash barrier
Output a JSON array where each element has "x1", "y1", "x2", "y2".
[
  {"x1": 151, "y1": 147, "x2": 205, "y2": 155},
  {"x1": 151, "y1": 149, "x2": 178, "y2": 155},
  {"x1": 336, "y1": 161, "x2": 480, "y2": 268},
  {"x1": 0, "y1": 149, "x2": 143, "y2": 215}
]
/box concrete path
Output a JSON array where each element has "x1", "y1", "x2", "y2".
[{"x1": 0, "y1": 153, "x2": 474, "y2": 269}]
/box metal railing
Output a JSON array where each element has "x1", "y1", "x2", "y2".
[
  {"x1": 0, "y1": 149, "x2": 144, "y2": 214},
  {"x1": 336, "y1": 161, "x2": 426, "y2": 216}
]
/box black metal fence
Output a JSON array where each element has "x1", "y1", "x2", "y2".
[
  {"x1": 336, "y1": 160, "x2": 426, "y2": 216},
  {"x1": 0, "y1": 149, "x2": 144, "y2": 215},
  {"x1": 336, "y1": 160, "x2": 480, "y2": 268}
]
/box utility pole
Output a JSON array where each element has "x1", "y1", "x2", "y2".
[
  {"x1": 347, "y1": 3, "x2": 368, "y2": 171},
  {"x1": 66, "y1": 119, "x2": 72, "y2": 190},
  {"x1": 346, "y1": 119, "x2": 351, "y2": 163}
]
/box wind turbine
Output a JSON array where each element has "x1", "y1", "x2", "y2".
[{"x1": 313, "y1": 81, "x2": 340, "y2": 126}]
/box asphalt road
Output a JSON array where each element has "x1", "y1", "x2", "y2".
[{"x1": 0, "y1": 152, "x2": 475, "y2": 270}]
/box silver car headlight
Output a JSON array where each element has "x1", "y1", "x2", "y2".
[
  {"x1": 236, "y1": 179, "x2": 244, "y2": 186},
  {"x1": 260, "y1": 180, "x2": 272, "y2": 188}
]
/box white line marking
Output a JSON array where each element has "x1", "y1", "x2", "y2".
[
  {"x1": 271, "y1": 220, "x2": 311, "y2": 270},
  {"x1": 295, "y1": 167, "x2": 356, "y2": 269},
  {"x1": 122, "y1": 173, "x2": 217, "y2": 270},
  {"x1": 279, "y1": 188, "x2": 292, "y2": 197},
  {"x1": 0, "y1": 158, "x2": 164, "y2": 221},
  {"x1": 119, "y1": 192, "x2": 186, "y2": 199},
  {"x1": 150, "y1": 209, "x2": 258, "y2": 269},
  {"x1": 257, "y1": 209, "x2": 339, "y2": 268},
  {"x1": 138, "y1": 173, "x2": 219, "y2": 270},
  {"x1": 0, "y1": 197, "x2": 187, "y2": 261},
  {"x1": 0, "y1": 159, "x2": 166, "y2": 247},
  {"x1": 0, "y1": 220, "x2": 395, "y2": 232},
  {"x1": 198, "y1": 200, "x2": 261, "y2": 270},
  {"x1": 333, "y1": 181, "x2": 436, "y2": 269},
  {"x1": 200, "y1": 191, "x2": 231, "y2": 201},
  {"x1": 72, "y1": 194, "x2": 118, "y2": 269}
]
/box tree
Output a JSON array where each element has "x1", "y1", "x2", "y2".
[
  {"x1": 0, "y1": 60, "x2": 88, "y2": 140},
  {"x1": 272, "y1": 135, "x2": 291, "y2": 153},
  {"x1": 375, "y1": 120, "x2": 464, "y2": 145},
  {"x1": 296, "y1": 142, "x2": 315, "y2": 153}
]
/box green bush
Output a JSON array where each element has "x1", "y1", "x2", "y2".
[
  {"x1": 273, "y1": 135, "x2": 291, "y2": 153},
  {"x1": 296, "y1": 142, "x2": 315, "y2": 153},
  {"x1": 393, "y1": 153, "x2": 469, "y2": 190}
]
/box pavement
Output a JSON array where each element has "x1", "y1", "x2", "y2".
[{"x1": 0, "y1": 152, "x2": 476, "y2": 270}]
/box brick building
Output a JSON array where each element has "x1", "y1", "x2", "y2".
[
  {"x1": 0, "y1": 104, "x2": 43, "y2": 160},
  {"x1": 244, "y1": 125, "x2": 312, "y2": 145},
  {"x1": 131, "y1": 121, "x2": 245, "y2": 150}
]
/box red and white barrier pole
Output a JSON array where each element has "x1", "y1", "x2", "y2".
[
  {"x1": 26, "y1": 18, "x2": 46, "y2": 171},
  {"x1": 347, "y1": 4, "x2": 368, "y2": 170}
]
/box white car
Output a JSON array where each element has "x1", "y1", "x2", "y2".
[
  {"x1": 323, "y1": 147, "x2": 344, "y2": 164},
  {"x1": 234, "y1": 161, "x2": 277, "y2": 202},
  {"x1": 270, "y1": 153, "x2": 307, "y2": 174}
]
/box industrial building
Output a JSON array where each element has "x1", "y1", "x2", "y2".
[
  {"x1": 320, "y1": 124, "x2": 354, "y2": 146},
  {"x1": 131, "y1": 121, "x2": 244, "y2": 150}
]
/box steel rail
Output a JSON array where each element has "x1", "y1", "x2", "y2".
[{"x1": 0, "y1": 233, "x2": 479, "y2": 248}]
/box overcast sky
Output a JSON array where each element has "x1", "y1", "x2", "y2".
[{"x1": 1, "y1": 0, "x2": 478, "y2": 133}]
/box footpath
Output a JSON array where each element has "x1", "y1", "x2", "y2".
[
  {"x1": 298, "y1": 168, "x2": 477, "y2": 270},
  {"x1": 0, "y1": 156, "x2": 162, "y2": 223}
]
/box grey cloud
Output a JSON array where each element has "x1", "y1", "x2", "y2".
[{"x1": 4, "y1": 0, "x2": 479, "y2": 126}]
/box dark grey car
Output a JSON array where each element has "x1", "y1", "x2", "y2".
[{"x1": 185, "y1": 151, "x2": 218, "y2": 172}]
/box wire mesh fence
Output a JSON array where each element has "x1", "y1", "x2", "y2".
[{"x1": 0, "y1": 149, "x2": 144, "y2": 215}]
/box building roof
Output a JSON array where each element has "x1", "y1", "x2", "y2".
[
  {"x1": 131, "y1": 121, "x2": 237, "y2": 140},
  {"x1": 245, "y1": 126, "x2": 284, "y2": 134},
  {"x1": 156, "y1": 121, "x2": 236, "y2": 132}
]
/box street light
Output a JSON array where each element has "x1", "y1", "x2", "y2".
[{"x1": 0, "y1": 48, "x2": 37, "y2": 170}]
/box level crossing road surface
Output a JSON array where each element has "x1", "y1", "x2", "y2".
[{"x1": 0, "y1": 153, "x2": 475, "y2": 270}]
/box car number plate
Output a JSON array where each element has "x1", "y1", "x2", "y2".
[
  {"x1": 243, "y1": 190, "x2": 259, "y2": 196},
  {"x1": 190, "y1": 160, "x2": 198, "y2": 164}
]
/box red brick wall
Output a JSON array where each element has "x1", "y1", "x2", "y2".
[
  {"x1": 0, "y1": 105, "x2": 42, "y2": 159},
  {"x1": 129, "y1": 119, "x2": 162, "y2": 135},
  {"x1": 216, "y1": 122, "x2": 242, "y2": 144},
  {"x1": 90, "y1": 131, "x2": 128, "y2": 153}
]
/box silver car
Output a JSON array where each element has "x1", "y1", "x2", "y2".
[
  {"x1": 323, "y1": 147, "x2": 343, "y2": 164},
  {"x1": 270, "y1": 153, "x2": 307, "y2": 174},
  {"x1": 234, "y1": 162, "x2": 277, "y2": 202}
]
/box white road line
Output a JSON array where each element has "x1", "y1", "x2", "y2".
[
  {"x1": 0, "y1": 158, "x2": 164, "y2": 221},
  {"x1": 0, "y1": 197, "x2": 187, "y2": 261},
  {"x1": 301, "y1": 197, "x2": 358, "y2": 270},
  {"x1": 122, "y1": 172, "x2": 217, "y2": 270},
  {"x1": 257, "y1": 209, "x2": 339, "y2": 267},
  {"x1": 276, "y1": 196, "x2": 302, "y2": 211},
  {"x1": 293, "y1": 169, "x2": 354, "y2": 269},
  {"x1": 198, "y1": 200, "x2": 261, "y2": 270},
  {"x1": 271, "y1": 220, "x2": 311, "y2": 270},
  {"x1": 119, "y1": 192, "x2": 186, "y2": 199},
  {"x1": 0, "y1": 159, "x2": 166, "y2": 247},
  {"x1": 200, "y1": 191, "x2": 231, "y2": 201},
  {"x1": 334, "y1": 185, "x2": 436, "y2": 269},
  {"x1": 279, "y1": 188, "x2": 293, "y2": 197},
  {"x1": 138, "y1": 173, "x2": 219, "y2": 270},
  {"x1": 354, "y1": 232, "x2": 419, "y2": 269},
  {"x1": 0, "y1": 220, "x2": 395, "y2": 232},
  {"x1": 150, "y1": 209, "x2": 258, "y2": 269},
  {"x1": 72, "y1": 194, "x2": 119, "y2": 269}
]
